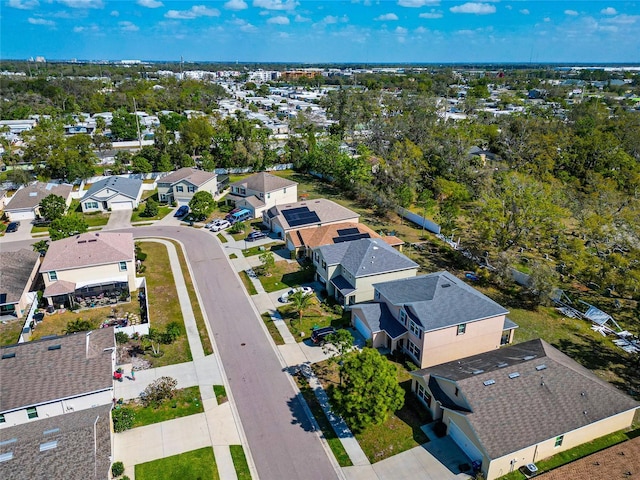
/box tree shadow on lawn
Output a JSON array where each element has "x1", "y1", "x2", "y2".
[{"x1": 396, "y1": 380, "x2": 431, "y2": 445}]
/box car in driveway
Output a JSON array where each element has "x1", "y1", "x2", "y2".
[
  {"x1": 174, "y1": 205, "x2": 189, "y2": 217},
  {"x1": 311, "y1": 326, "x2": 336, "y2": 344},
  {"x1": 279, "y1": 286, "x2": 314, "y2": 303},
  {"x1": 245, "y1": 231, "x2": 267, "y2": 242},
  {"x1": 5, "y1": 221, "x2": 20, "y2": 233},
  {"x1": 210, "y1": 219, "x2": 231, "y2": 232}
]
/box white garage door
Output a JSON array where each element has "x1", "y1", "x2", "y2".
[
  {"x1": 7, "y1": 210, "x2": 35, "y2": 221},
  {"x1": 353, "y1": 314, "x2": 372, "y2": 340},
  {"x1": 110, "y1": 201, "x2": 133, "y2": 211},
  {"x1": 449, "y1": 419, "x2": 483, "y2": 462}
]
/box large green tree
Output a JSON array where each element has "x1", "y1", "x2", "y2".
[
  {"x1": 48, "y1": 214, "x2": 88, "y2": 241},
  {"x1": 331, "y1": 348, "x2": 404, "y2": 432},
  {"x1": 110, "y1": 109, "x2": 138, "y2": 141},
  {"x1": 39, "y1": 194, "x2": 66, "y2": 221},
  {"x1": 188, "y1": 190, "x2": 215, "y2": 220}
]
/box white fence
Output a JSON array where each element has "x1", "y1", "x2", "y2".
[{"x1": 396, "y1": 207, "x2": 441, "y2": 235}]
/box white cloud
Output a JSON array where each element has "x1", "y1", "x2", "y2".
[
  {"x1": 543, "y1": 17, "x2": 551, "y2": 22},
  {"x1": 603, "y1": 14, "x2": 639, "y2": 25},
  {"x1": 415, "y1": 26, "x2": 428, "y2": 34},
  {"x1": 505, "y1": 4, "x2": 512, "y2": 10},
  {"x1": 28, "y1": 17, "x2": 55, "y2": 25},
  {"x1": 375, "y1": 13, "x2": 399, "y2": 21},
  {"x1": 165, "y1": 5, "x2": 220, "y2": 19},
  {"x1": 73, "y1": 24, "x2": 100, "y2": 33},
  {"x1": 419, "y1": 10, "x2": 442, "y2": 19},
  {"x1": 450, "y1": 3, "x2": 495, "y2": 15},
  {"x1": 397, "y1": 0, "x2": 439, "y2": 7},
  {"x1": 119, "y1": 21, "x2": 139, "y2": 31},
  {"x1": 564, "y1": 10, "x2": 578, "y2": 16},
  {"x1": 395, "y1": 26, "x2": 407, "y2": 34},
  {"x1": 240, "y1": 22, "x2": 258, "y2": 32},
  {"x1": 8, "y1": 0, "x2": 39, "y2": 10},
  {"x1": 323, "y1": 15, "x2": 339, "y2": 24},
  {"x1": 267, "y1": 15, "x2": 289, "y2": 24},
  {"x1": 137, "y1": 0, "x2": 163, "y2": 8},
  {"x1": 519, "y1": 9, "x2": 529, "y2": 15},
  {"x1": 110, "y1": 10, "x2": 119, "y2": 17},
  {"x1": 57, "y1": 0, "x2": 103, "y2": 8},
  {"x1": 294, "y1": 14, "x2": 310, "y2": 22},
  {"x1": 253, "y1": 0, "x2": 298, "y2": 11},
  {"x1": 224, "y1": 0, "x2": 248, "y2": 10},
  {"x1": 600, "y1": 7, "x2": 617, "y2": 15}
]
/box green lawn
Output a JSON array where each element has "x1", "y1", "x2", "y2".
[
  {"x1": 81, "y1": 211, "x2": 110, "y2": 227},
  {"x1": 241, "y1": 242, "x2": 282, "y2": 257},
  {"x1": 239, "y1": 271, "x2": 258, "y2": 295},
  {"x1": 31, "y1": 225, "x2": 49, "y2": 234},
  {"x1": 261, "y1": 313, "x2": 285, "y2": 345},
  {"x1": 213, "y1": 385, "x2": 228, "y2": 404},
  {"x1": 229, "y1": 445, "x2": 252, "y2": 480},
  {"x1": 278, "y1": 301, "x2": 349, "y2": 343},
  {"x1": 0, "y1": 319, "x2": 24, "y2": 346},
  {"x1": 137, "y1": 242, "x2": 192, "y2": 367},
  {"x1": 136, "y1": 447, "x2": 219, "y2": 480},
  {"x1": 217, "y1": 233, "x2": 228, "y2": 243},
  {"x1": 127, "y1": 386, "x2": 203, "y2": 428},
  {"x1": 131, "y1": 205, "x2": 172, "y2": 223},
  {"x1": 258, "y1": 260, "x2": 315, "y2": 293}
]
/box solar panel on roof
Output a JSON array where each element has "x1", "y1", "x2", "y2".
[
  {"x1": 333, "y1": 233, "x2": 371, "y2": 243},
  {"x1": 337, "y1": 227, "x2": 360, "y2": 236},
  {"x1": 282, "y1": 206, "x2": 320, "y2": 227}
]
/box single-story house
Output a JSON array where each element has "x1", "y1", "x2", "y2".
[
  {"x1": 157, "y1": 168, "x2": 217, "y2": 206},
  {"x1": 40, "y1": 232, "x2": 137, "y2": 308},
  {"x1": 410, "y1": 339, "x2": 639, "y2": 480},
  {"x1": 286, "y1": 221, "x2": 403, "y2": 258},
  {"x1": 351, "y1": 271, "x2": 517, "y2": 368},
  {"x1": 0, "y1": 249, "x2": 40, "y2": 318},
  {"x1": 313, "y1": 238, "x2": 419, "y2": 306},
  {"x1": 80, "y1": 176, "x2": 143, "y2": 212},
  {"x1": 226, "y1": 171, "x2": 298, "y2": 219},
  {"x1": 263, "y1": 198, "x2": 360, "y2": 239},
  {"x1": 0, "y1": 329, "x2": 114, "y2": 480},
  {"x1": 4, "y1": 182, "x2": 73, "y2": 222}
]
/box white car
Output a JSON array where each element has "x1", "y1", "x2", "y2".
[
  {"x1": 279, "y1": 286, "x2": 314, "y2": 303},
  {"x1": 210, "y1": 220, "x2": 231, "y2": 232}
]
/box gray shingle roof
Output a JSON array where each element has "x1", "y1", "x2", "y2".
[
  {"x1": 319, "y1": 238, "x2": 418, "y2": 278},
  {"x1": 0, "y1": 404, "x2": 112, "y2": 480},
  {"x1": 0, "y1": 328, "x2": 114, "y2": 413},
  {"x1": 5, "y1": 182, "x2": 72, "y2": 211},
  {"x1": 40, "y1": 232, "x2": 134, "y2": 272},
  {"x1": 413, "y1": 339, "x2": 639, "y2": 459},
  {"x1": 267, "y1": 198, "x2": 359, "y2": 232},
  {"x1": 353, "y1": 302, "x2": 408, "y2": 339},
  {"x1": 374, "y1": 271, "x2": 509, "y2": 332},
  {"x1": 0, "y1": 249, "x2": 40, "y2": 306},
  {"x1": 81, "y1": 176, "x2": 142, "y2": 202},
  {"x1": 158, "y1": 167, "x2": 216, "y2": 187},
  {"x1": 230, "y1": 171, "x2": 297, "y2": 193}
]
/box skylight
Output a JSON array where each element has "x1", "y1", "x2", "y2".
[
  {"x1": 483, "y1": 379, "x2": 496, "y2": 386},
  {"x1": 39, "y1": 441, "x2": 58, "y2": 452},
  {"x1": 535, "y1": 365, "x2": 547, "y2": 371},
  {"x1": 508, "y1": 372, "x2": 521, "y2": 379}
]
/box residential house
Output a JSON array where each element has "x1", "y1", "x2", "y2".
[
  {"x1": 0, "y1": 329, "x2": 115, "y2": 480},
  {"x1": 40, "y1": 232, "x2": 137, "y2": 308},
  {"x1": 0, "y1": 249, "x2": 40, "y2": 318},
  {"x1": 350, "y1": 271, "x2": 517, "y2": 368},
  {"x1": 0, "y1": 189, "x2": 8, "y2": 210},
  {"x1": 410, "y1": 339, "x2": 639, "y2": 480},
  {"x1": 287, "y1": 222, "x2": 403, "y2": 258},
  {"x1": 226, "y1": 172, "x2": 298, "y2": 219},
  {"x1": 4, "y1": 182, "x2": 73, "y2": 221},
  {"x1": 157, "y1": 168, "x2": 218, "y2": 206},
  {"x1": 264, "y1": 198, "x2": 360, "y2": 239},
  {"x1": 80, "y1": 176, "x2": 143, "y2": 212},
  {"x1": 313, "y1": 238, "x2": 419, "y2": 306}
]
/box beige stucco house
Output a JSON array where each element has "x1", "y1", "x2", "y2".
[
  {"x1": 313, "y1": 238, "x2": 419, "y2": 306},
  {"x1": 4, "y1": 182, "x2": 73, "y2": 221},
  {"x1": 410, "y1": 339, "x2": 639, "y2": 480},
  {"x1": 226, "y1": 171, "x2": 298, "y2": 218},
  {"x1": 40, "y1": 232, "x2": 137, "y2": 308},
  {"x1": 157, "y1": 168, "x2": 217, "y2": 206},
  {"x1": 80, "y1": 176, "x2": 143, "y2": 212},
  {"x1": 350, "y1": 271, "x2": 517, "y2": 368},
  {"x1": 0, "y1": 249, "x2": 40, "y2": 318}
]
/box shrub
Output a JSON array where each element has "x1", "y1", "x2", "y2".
[
  {"x1": 141, "y1": 376, "x2": 177, "y2": 407},
  {"x1": 161, "y1": 321, "x2": 182, "y2": 344},
  {"x1": 111, "y1": 461, "x2": 125, "y2": 477},
  {"x1": 142, "y1": 198, "x2": 159, "y2": 218},
  {"x1": 112, "y1": 407, "x2": 135, "y2": 432},
  {"x1": 64, "y1": 318, "x2": 92, "y2": 334},
  {"x1": 115, "y1": 332, "x2": 130, "y2": 345},
  {"x1": 230, "y1": 221, "x2": 245, "y2": 234}
]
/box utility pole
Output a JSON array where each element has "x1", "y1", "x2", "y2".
[{"x1": 133, "y1": 97, "x2": 142, "y2": 149}]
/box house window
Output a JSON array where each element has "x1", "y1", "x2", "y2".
[
  {"x1": 555, "y1": 435, "x2": 564, "y2": 447},
  {"x1": 457, "y1": 324, "x2": 467, "y2": 335},
  {"x1": 85, "y1": 201, "x2": 98, "y2": 209},
  {"x1": 267, "y1": 193, "x2": 271, "y2": 199},
  {"x1": 176, "y1": 185, "x2": 184, "y2": 193},
  {"x1": 407, "y1": 340, "x2": 420, "y2": 361},
  {"x1": 409, "y1": 320, "x2": 421, "y2": 337},
  {"x1": 27, "y1": 407, "x2": 38, "y2": 419},
  {"x1": 284, "y1": 188, "x2": 287, "y2": 193},
  {"x1": 49, "y1": 271, "x2": 58, "y2": 281},
  {"x1": 322, "y1": 261, "x2": 327, "y2": 270},
  {"x1": 0, "y1": 414, "x2": 5, "y2": 423},
  {"x1": 399, "y1": 309, "x2": 407, "y2": 326},
  {"x1": 160, "y1": 194, "x2": 166, "y2": 201},
  {"x1": 187, "y1": 185, "x2": 195, "y2": 193},
  {"x1": 119, "y1": 261, "x2": 127, "y2": 271},
  {"x1": 416, "y1": 383, "x2": 431, "y2": 407}
]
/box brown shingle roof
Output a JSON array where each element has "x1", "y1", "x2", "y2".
[
  {"x1": 5, "y1": 182, "x2": 72, "y2": 211},
  {"x1": 40, "y1": 232, "x2": 134, "y2": 272},
  {"x1": 43, "y1": 280, "x2": 76, "y2": 297},
  {"x1": 230, "y1": 171, "x2": 297, "y2": 193},
  {"x1": 158, "y1": 167, "x2": 216, "y2": 187},
  {"x1": 0, "y1": 249, "x2": 40, "y2": 305},
  {"x1": 0, "y1": 328, "x2": 114, "y2": 412}
]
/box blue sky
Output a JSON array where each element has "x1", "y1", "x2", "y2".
[{"x1": 1, "y1": 1, "x2": 639, "y2": 63}]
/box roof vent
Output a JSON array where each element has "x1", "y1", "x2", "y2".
[
  {"x1": 472, "y1": 369, "x2": 485, "y2": 375},
  {"x1": 0, "y1": 452, "x2": 13, "y2": 463},
  {"x1": 78, "y1": 240, "x2": 87, "y2": 244},
  {"x1": 39, "y1": 441, "x2": 58, "y2": 452},
  {"x1": 88, "y1": 239, "x2": 97, "y2": 243},
  {"x1": 2, "y1": 352, "x2": 16, "y2": 359},
  {"x1": 29, "y1": 192, "x2": 38, "y2": 197},
  {"x1": 483, "y1": 379, "x2": 495, "y2": 386},
  {"x1": 522, "y1": 355, "x2": 536, "y2": 361},
  {"x1": 583, "y1": 410, "x2": 588, "y2": 415},
  {"x1": 508, "y1": 372, "x2": 520, "y2": 379},
  {"x1": 497, "y1": 362, "x2": 508, "y2": 368},
  {"x1": 43, "y1": 428, "x2": 60, "y2": 435},
  {"x1": 47, "y1": 345, "x2": 61, "y2": 351},
  {"x1": 536, "y1": 364, "x2": 547, "y2": 371},
  {"x1": 442, "y1": 283, "x2": 451, "y2": 288},
  {"x1": 0, "y1": 438, "x2": 17, "y2": 447}
]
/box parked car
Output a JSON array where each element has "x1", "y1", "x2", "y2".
[
  {"x1": 279, "y1": 286, "x2": 314, "y2": 303},
  {"x1": 245, "y1": 231, "x2": 267, "y2": 242},
  {"x1": 210, "y1": 220, "x2": 231, "y2": 232},
  {"x1": 311, "y1": 326, "x2": 336, "y2": 345},
  {"x1": 174, "y1": 205, "x2": 189, "y2": 217},
  {"x1": 224, "y1": 207, "x2": 242, "y2": 221},
  {"x1": 6, "y1": 221, "x2": 20, "y2": 233}
]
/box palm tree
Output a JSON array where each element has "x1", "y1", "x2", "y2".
[{"x1": 289, "y1": 291, "x2": 313, "y2": 324}]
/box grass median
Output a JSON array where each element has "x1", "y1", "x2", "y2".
[{"x1": 136, "y1": 447, "x2": 219, "y2": 480}]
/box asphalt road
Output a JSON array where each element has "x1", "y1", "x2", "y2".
[{"x1": 0, "y1": 227, "x2": 340, "y2": 480}]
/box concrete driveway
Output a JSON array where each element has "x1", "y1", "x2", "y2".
[
  {"x1": 105, "y1": 209, "x2": 132, "y2": 230},
  {"x1": 0, "y1": 219, "x2": 34, "y2": 243}
]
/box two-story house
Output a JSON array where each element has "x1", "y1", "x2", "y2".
[
  {"x1": 40, "y1": 232, "x2": 137, "y2": 309},
  {"x1": 410, "y1": 339, "x2": 639, "y2": 480},
  {"x1": 157, "y1": 168, "x2": 218, "y2": 206},
  {"x1": 226, "y1": 171, "x2": 298, "y2": 219},
  {"x1": 313, "y1": 238, "x2": 419, "y2": 306},
  {"x1": 80, "y1": 176, "x2": 143, "y2": 212},
  {"x1": 0, "y1": 329, "x2": 115, "y2": 480},
  {"x1": 350, "y1": 271, "x2": 518, "y2": 368}
]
